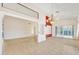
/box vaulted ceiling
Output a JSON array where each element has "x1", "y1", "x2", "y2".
[
  {"x1": 52, "y1": 3, "x2": 79, "y2": 19},
  {"x1": 22, "y1": 3, "x2": 53, "y2": 15},
  {"x1": 22, "y1": 3, "x2": 79, "y2": 19}
]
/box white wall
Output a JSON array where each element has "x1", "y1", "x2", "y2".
[
  {"x1": 0, "y1": 13, "x2": 4, "y2": 54},
  {"x1": 77, "y1": 16, "x2": 79, "y2": 39},
  {"x1": 77, "y1": 23, "x2": 79, "y2": 39},
  {"x1": 4, "y1": 16, "x2": 36, "y2": 39}
]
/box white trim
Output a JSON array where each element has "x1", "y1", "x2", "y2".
[{"x1": 56, "y1": 35, "x2": 73, "y2": 39}]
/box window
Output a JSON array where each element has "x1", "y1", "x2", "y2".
[{"x1": 55, "y1": 25, "x2": 74, "y2": 38}]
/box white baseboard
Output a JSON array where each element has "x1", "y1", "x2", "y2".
[
  {"x1": 0, "y1": 40, "x2": 3, "y2": 55},
  {"x1": 4, "y1": 35, "x2": 34, "y2": 40}
]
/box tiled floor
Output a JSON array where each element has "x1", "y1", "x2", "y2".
[{"x1": 3, "y1": 37, "x2": 79, "y2": 55}]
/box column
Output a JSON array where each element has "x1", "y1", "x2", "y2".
[
  {"x1": 37, "y1": 14, "x2": 46, "y2": 43},
  {"x1": 77, "y1": 17, "x2": 79, "y2": 39}
]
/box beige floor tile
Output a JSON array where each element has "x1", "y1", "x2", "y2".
[{"x1": 3, "y1": 37, "x2": 79, "y2": 55}]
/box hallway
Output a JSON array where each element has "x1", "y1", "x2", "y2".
[{"x1": 3, "y1": 37, "x2": 79, "y2": 55}]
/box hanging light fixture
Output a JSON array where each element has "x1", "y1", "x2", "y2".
[
  {"x1": 50, "y1": 20, "x2": 54, "y2": 24},
  {"x1": 48, "y1": 17, "x2": 51, "y2": 21},
  {"x1": 51, "y1": 14, "x2": 54, "y2": 25}
]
